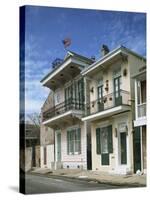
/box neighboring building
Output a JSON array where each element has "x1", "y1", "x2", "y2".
[
  {"x1": 40, "y1": 92, "x2": 55, "y2": 169},
  {"x1": 132, "y1": 66, "x2": 146, "y2": 173},
  {"x1": 20, "y1": 123, "x2": 40, "y2": 172},
  {"x1": 82, "y1": 45, "x2": 146, "y2": 174},
  {"x1": 41, "y1": 51, "x2": 94, "y2": 169}
]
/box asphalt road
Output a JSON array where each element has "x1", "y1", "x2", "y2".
[{"x1": 25, "y1": 174, "x2": 124, "y2": 194}]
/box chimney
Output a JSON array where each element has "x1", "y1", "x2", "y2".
[{"x1": 101, "y1": 44, "x2": 109, "y2": 57}]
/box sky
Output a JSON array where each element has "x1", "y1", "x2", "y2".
[{"x1": 22, "y1": 5, "x2": 146, "y2": 117}]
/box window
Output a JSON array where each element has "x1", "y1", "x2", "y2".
[
  {"x1": 97, "y1": 79, "x2": 103, "y2": 101},
  {"x1": 113, "y1": 68, "x2": 122, "y2": 97},
  {"x1": 55, "y1": 90, "x2": 61, "y2": 105},
  {"x1": 114, "y1": 76, "x2": 121, "y2": 97},
  {"x1": 101, "y1": 127, "x2": 108, "y2": 153},
  {"x1": 67, "y1": 128, "x2": 81, "y2": 155},
  {"x1": 77, "y1": 79, "x2": 84, "y2": 109}
]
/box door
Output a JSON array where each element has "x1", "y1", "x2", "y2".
[
  {"x1": 101, "y1": 127, "x2": 109, "y2": 165},
  {"x1": 32, "y1": 146, "x2": 36, "y2": 167},
  {"x1": 114, "y1": 76, "x2": 122, "y2": 106},
  {"x1": 133, "y1": 127, "x2": 141, "y2": 172},
  {"x1": 97, "y1": 85, "x2": 104, "y2": 111},
  {"x1": 44, "y1": 146, "x2": 47, "y2": 165},
  {"x1": 65, "y1": 85, "x2": 72, "y2": 111},
  {"x1": 120, "y1": 132, "x2": 127, "y2": 164},
  {"x1": 78, "y1": 79, "x2": 84, "y2": 110},
  {"x1": 57, "y1": 132, "x2": 61, "y2": 161}
]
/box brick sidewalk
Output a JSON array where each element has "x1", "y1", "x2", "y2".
[{"x1": 30, "y1": 168, "x2": 146, "y2": 187}]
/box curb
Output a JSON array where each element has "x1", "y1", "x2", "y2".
[{"x1": 27, "y1": 172, "x2": 146, "y2": 188}]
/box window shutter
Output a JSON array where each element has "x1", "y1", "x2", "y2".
[
  {"x1": 67, "y1": 131, "x2": 70, "y2": 155},
  {"x1": 108, "y1": 125, "x2": 113, "y2": 153},
  {"x1": 78, "y1": 128, "x2": 81, "y2": 153},
  {"x1": 96, "y1": 128, "x2": 101, "y2": 154},
  {"x1": 70, "y1": 130, "x2": 74, "y2": 154}
]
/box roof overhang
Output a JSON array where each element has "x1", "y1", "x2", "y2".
[
  {"x1": 41, "y1": 57, "x2": 88, "y2": 90},
  {"x1": 82, "y1": 49, "x2": 128, "y2": 77},
  {"x1": 131, "y1": 68, "x2": 146, "y2": 81}
]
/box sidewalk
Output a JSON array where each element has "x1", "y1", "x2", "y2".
[{"x1": 30, "y1": 168, "x2": 146, "y2": 187}]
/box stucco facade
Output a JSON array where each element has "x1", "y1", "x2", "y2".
[
  {"x1": 40, "y1": 92, "x2": 55, "y2": 169},
  {"x1": 82, "y1": 46, "x2": 146, "y2": 174},
  {"x1": 54, "y1": 122, "x2": 87, "y2": 169}
]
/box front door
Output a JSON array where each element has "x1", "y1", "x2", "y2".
[
  {"x1": 57, "y1": 132, "x2": 61, "y2": 161},
  {"x1": 120, "y1": 132, "x2": 127, "y2": 164},
  {"x1": 133, "y1": 127, "x2": 141, "y2": 173},
  {"x1": 114, "y1": 76, "x2": 122, "y2": 106}
]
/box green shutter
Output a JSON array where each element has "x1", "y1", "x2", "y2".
[
  {"x1": 67, "y1": 131, "x2": 70, "y2": 155},
  {"x1": 108, "y1": 125, "x2": 113, "y2": 153},
  {"x1": 78, "y1": 128, "x2": 81, "y2": 153},
  {"x1": 70, "y1": 130, "x2": 74, "y2": 154},
  {"x1": 96, "y1": 128, "x2": 101, "y2": 154}
]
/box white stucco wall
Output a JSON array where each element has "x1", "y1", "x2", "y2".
[
  {"x1": 91, "y1": 112, "x2": 134, "y2": 175},
  {"x1": 40, "y1": 144, "x2": 54, "y2": 169},
  {"x1": 55, "y1": 122, "x2": 87, "y2": 169}
]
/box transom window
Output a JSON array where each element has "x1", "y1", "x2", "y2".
[{"x1": 67, "y1": 128, "x2": 81, "y2": 155}]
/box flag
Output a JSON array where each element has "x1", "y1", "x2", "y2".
[{"x1": 62, "y1": 38, "x2": 71, "y2": 48}]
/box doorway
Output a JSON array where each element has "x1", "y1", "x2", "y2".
[
  {"x1": 120, "y1": 132, "x2": 127, "y2": 165},
  {"x1": 56, "y1": 132, "x2": 61, "y2": 161}
]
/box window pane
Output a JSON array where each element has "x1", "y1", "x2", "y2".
[{"x1": 101, "y1": 127, "x2": 108, "y2": 153}]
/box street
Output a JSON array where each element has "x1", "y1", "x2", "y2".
[{"x1": 25, "y1": 174, "x2": 128, "y2": 194}]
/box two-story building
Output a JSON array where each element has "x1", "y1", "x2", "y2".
[
  {"x1": 40, "y1": 51, "x2": 94, "y2": 170},
  {"x1": 132, "y1": 66, "x2": 146, "y2": 174},
  {"x1": 82, "y1": 45, "x2": 146, "y2": 174},
  {"x1": 40, "y1": 45, "x2": 146, "y2": 174},
  {"x1": 40, "y1": 91, "x2": 55, "y2": 169}
]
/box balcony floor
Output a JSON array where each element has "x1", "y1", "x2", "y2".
[
  {"x1": 82, "y1": 105, "x2": 131, "y2": 122},
  {"x1": 42, "y1": 110, "x2": 83, "y2": 129}
]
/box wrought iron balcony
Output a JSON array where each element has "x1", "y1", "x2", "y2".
[
  {"x1": 84, "y1": 90, "x2": 130, "y2": 117},
  {"x1": 42, "y1": 98, "x2": 84, "y2": 122}
]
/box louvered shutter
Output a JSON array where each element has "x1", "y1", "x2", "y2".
[
  {"x1": 96, "y1": 128, "x2": 101, "y2": 154},
  {"x1": 108, "y1": 125, "x2": 113, "y2": 153}
]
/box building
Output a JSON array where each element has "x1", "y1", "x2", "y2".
[
  {"x1": 20, "y1": 123, "x2": 40, "y2": 172},
  {"x1": 132, "y1": 66, "x2": 146, "y2": 173},
  {"x1": 40, "y1": 92, "x2": 55, "y2": 169},
  {"x1": 82, "y1": 45, "x2": 146, "y2": 174},
  {"x1": 40, "y1": 45, "x2": 146, "y2": 174},
  {"x1": 40, "y1": 51, "x2": 94, "y2": 169}
]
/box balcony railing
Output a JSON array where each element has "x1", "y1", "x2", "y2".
[
  {"x1": 137, "y1": 102, "x2": 146, "y2": 118},
  {"x1": 42, "y1": 98, "x2": 84, "y2": 122},
  {"x1": 84, "y1": 90, "x2": 130, "y2": 117}
]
